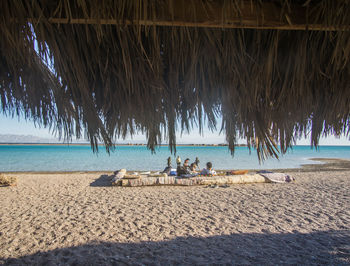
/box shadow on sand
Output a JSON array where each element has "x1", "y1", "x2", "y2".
[
  {"x1": 89, "y1": 174, "x2": 115, "y2": 187},
  {"x1": 1, "y1": 230, "x2": 349, "y2": 265}
]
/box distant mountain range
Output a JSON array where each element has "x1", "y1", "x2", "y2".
[
  {"x1": 0, "y1": 134, "x2": 144, "y2": 144},
  {"x1": 0, "y1": 134, "x2": 62, "y2": 143},
  {"x1": 0, "y1": 134, "x2": 233, "y2": 146},
  {"x1": 0, "y1": 134, "x2": 61, "y2": 143},
  {"x1": 0, "y1": 134, "x2": 146, "y2": 144}
]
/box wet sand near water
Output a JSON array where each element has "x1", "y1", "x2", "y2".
[{"x1": 0, "y1": 159, "x2": 349, "y2": 265}]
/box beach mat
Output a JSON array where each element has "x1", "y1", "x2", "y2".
[{"x1": 229, "y1": 170, "x2": 249, "y2": 175}]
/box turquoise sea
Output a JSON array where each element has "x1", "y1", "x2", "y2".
[{"x1": 0, "y1": 145, "x2": 350, "y2": 172}]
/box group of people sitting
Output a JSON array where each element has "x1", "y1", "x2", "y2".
[{"x1": 177, "y1": 158, "x2": 217, "y2": 176}]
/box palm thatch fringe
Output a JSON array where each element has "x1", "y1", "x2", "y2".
[{"x1": 1, "y1": 0, "x2": 350, "y2": 159}]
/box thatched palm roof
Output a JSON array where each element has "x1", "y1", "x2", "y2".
[{"x1": 1, "y1": 0, "x2": 349, "y2": 160}]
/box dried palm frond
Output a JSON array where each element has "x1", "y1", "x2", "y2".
[{"x1": 0, "y1": 174, "x2": 17, "y2": 187}]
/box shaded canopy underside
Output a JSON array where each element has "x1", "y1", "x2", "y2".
[{"x1": 0, "y1": 0, "x2": 350, "y2": 160}]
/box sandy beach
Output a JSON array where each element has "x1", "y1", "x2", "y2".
[{"x1": 0, "y1": 160, "x2": 349, "y2": 265}]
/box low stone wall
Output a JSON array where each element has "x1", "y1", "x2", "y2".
[{"x1": 112, "y1": 174, "x2": 267, "y2": 187}]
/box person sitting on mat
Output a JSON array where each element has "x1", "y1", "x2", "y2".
[
  {"x1": 190, "y1": 163, "x2": 198, "y2": 173},
  {"x1": 183, "y1": 158, "x2": 191, "y2": 172},
  {"x1": 200, "y1": 162, "x2": 217, "y2": 176},
  {"x1": 177, "y1": 158, "x2": 191, "y2": 176}
]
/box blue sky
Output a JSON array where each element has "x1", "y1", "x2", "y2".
[{"x1": 0, "y1": 113, "x2": 349, "y2": 145}]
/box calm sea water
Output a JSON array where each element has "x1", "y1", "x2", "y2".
[{"x1": 0, "y1": 145, "x2": 349, "y2": 172}]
